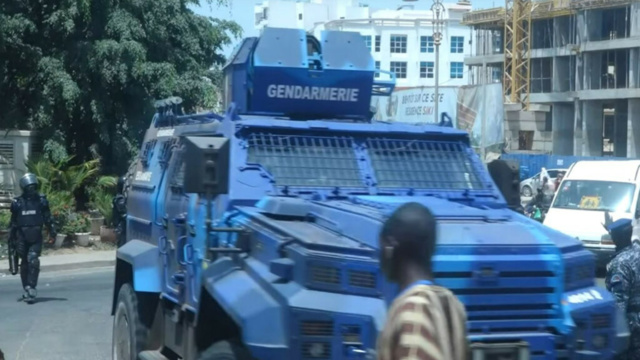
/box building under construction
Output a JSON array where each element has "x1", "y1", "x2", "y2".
[{"x1": 462, "y1": 0, "x2": 640, "y2": 157}]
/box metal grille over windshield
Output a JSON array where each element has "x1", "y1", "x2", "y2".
[
  {"x1": 246, "y1": 133, "x2": 363, "y2": 188},
  {"x1": 367, "y1": 138, "x2": 485, "y2": 190}
]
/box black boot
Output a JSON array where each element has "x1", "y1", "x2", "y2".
[{"x1": 25, "y1": 286, "x2": 36, "y2": 304}]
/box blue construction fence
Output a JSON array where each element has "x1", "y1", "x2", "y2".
[{"x1": 499, "y1": 153, "x2": 630, "y2": 180}]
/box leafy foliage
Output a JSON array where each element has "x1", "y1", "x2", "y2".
[
  {"x1": 62, "y1": 212, "x2": 91, "y2": 234},
  {"x1": 0, "y1": 0, "x2": 241, "y2": 173},
  {"x1": 0, "y1": 210, "x2": 10, "y2": 229},
  {"x1": 26, "y1": 155, "x2": 116, "y2": 228}
]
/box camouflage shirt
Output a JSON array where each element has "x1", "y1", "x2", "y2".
[{"x1": 606, "y1": 241, "x2": 640, "y2": 358}]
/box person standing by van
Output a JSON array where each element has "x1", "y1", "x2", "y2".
[
  {"x1": 604, "y1": 213, "x2": 640, "y2": 359},
  {"x1": 376, "y1": 202, "x2": 469, "y2": 360}
]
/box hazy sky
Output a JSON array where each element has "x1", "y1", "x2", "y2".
[{"x1": 192, "y1": 0, "x2": 499, "y2": 56}]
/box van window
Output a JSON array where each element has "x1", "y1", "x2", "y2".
[{"x1": 553, "y1": 180, "x2": 636, "y2": 213}]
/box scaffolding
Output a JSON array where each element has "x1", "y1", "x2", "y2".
[
  {"x1": 462, "y1": 0, "x2": 635, "y2": 25},
  {"x1": 504, "y1": 0, "x2": 532, "y2": 109},
  {"x1": 570, "y1": 0, "x2": 635, "y2": 11}
]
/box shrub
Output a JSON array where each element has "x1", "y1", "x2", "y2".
[
  {"x1": 62, "y1": 212, "x2": 91, "y2": 234},
  {"x1": 0, "y1": 210, "x2": 10, "y2": 230}
]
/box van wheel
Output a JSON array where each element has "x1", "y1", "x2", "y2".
[
  {"x1": 521, "y1": 185, "x2": 532, "y2": 197},
  {"x1": 198, "y1": 340, "x2": 255, "y2": 360},
  {"x1": 113, "y1": 283, "x2": 151, "y2": 360}
]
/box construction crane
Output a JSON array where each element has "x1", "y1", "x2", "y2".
[{"x1": 503, "y1": 0, "x2": 532, "y2": 110}]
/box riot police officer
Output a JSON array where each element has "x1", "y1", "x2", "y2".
[
  {"x1": 604, "y1": 212, "x2": 640, "y2": 359},
  {"x1": 112, "y1": 176, "x2": 127, "y2": 247},
  {"x1": 9, "y1": 173, "x2": 56, "y2": 303}
]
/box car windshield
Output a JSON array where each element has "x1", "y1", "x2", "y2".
[{"x1": 552, "y1": 180, "x2": 636, "y2": 213}]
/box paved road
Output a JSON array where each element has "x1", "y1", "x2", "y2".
[
  {"x1": 0, "y1": 266, "x2": 608, "y2": 360},
  {"x1": 0, "y1": 267, "x2": 114, "y2": 360}
]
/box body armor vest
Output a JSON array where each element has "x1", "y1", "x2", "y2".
[{"x1": 15, "y1": 196, "x2": 45, "y2": 228}]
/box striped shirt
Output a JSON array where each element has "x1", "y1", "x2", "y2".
[{"x1": 376, "y1": 284, "x2": 469, "y2": 360}]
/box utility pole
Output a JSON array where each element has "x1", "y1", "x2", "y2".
[{"x1": 431, "y1": 0, "x2": 445, "y2": 124}]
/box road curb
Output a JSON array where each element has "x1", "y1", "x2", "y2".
[{"x1": 1, "y1": 260, "x2": 115, "y2": 275}]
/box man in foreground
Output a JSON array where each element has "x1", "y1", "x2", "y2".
[
  {"x1": 376, "y1": 202, "x2": 469, "y2": 360},
  {"x1": 9, "y1": 173, "x2": 56, "y2": 303}
]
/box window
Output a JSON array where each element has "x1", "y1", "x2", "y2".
[
  {"x1": 518, "y1": 131, "x2": 534, "y2": 150},
  {"x1": 420, "y1": 61, "x2": 434, "y2": 78},
  {"x1": 298, "y1": 13, "x2": 302, "y2": 20},
  {"x1": 390, "y1": 61, "x2": 407, "y2": 79},
  {"x1": 375, "y1": 61, "x2": 381, "y2": 78},
  {"x1": 375, "y1": 35, "x2": 381, "y2": 52},
  {"x1": 450, "y1": 62, "x2": 464, "y2": 79},
  {"x1": 553, "y1": 180, "x2": 636, "y2": 213},
  {"x1": 451, "y1": 36, "x2": 464, "y2": 53},
  {"x1": 170, "y1": 156, "x2": 186, "y2": 191},
  {"x1": 390, "y1": 35, "x2": 407, "y2": 54},
  {"x1": 420, "y1": 36, "x2": 434, "y2": 53},
  {"x1": 362, "y1": 35, "x2": 372, "y2": 51},
  {"x1": 0, "y1": 141, "x2": 14, "y2": 166}
]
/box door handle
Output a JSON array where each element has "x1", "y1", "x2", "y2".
[
  {"x1": 172, "y1": 272, "x2": 185, "y2": 284},
  {"x1": 183, "y1": 243, "x2": 194, "y2": 264},
  {"x1": 177, "y1": 236, "x2": 188, "y2": 265}
]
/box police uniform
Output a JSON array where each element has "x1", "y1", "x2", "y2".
[
  {"x1": 112, "y1": 176, "x2": 127, "y2": 247},
  {"x1": 9, "y1": 173, "x2": 56, "y2": 302},
  {"x1": 605, "y1": 216, "x2": 640, "y2": 359}
]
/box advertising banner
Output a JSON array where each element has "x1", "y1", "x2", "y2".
[
  {"x1": 371, "y1": 86, "x2": 458, "y2": 124},
  {"x1": 456, "y1": 83, "x2": 505, "y2": 148}
]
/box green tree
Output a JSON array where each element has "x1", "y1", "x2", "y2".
[{"x1": 0, "y1": 0, "x2": 241, "y2": 174}]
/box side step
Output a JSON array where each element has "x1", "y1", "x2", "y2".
[{"x1": 139, "y1": 350, "x2": 170, "y2": 360}]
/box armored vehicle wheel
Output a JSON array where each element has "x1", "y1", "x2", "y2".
[
  {"x1": 113, "y1": 283, "x2": 151, "y2": 360},
  {"x1": 198, "y1": 340, "x2": 254, "y2": 360}
]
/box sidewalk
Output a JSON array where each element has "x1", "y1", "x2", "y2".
[{"x1": 1, "y1": 250, "x2": 115, "y2": 275}]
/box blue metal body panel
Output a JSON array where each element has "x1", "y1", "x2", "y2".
[
  {"x1": 116, "y1": 27, "x2": 627, "y2": 359},
  {"x1": 116, "y1": 240, "x2": 163, "y2": 293}
]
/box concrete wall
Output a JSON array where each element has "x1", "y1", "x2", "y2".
[{"x1": 0, "y1": 130, "x2": 36, "y2": 196}]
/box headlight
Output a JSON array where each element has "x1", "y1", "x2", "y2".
[
  {"x1": 304, "y1": 342, "x2": 330, "y2": 358},
  {"x1": 592, "y1": 334, "x2": 608, "y2": 349}
]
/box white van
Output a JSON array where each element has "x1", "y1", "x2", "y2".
[{"x1": 543, "y1": 160, "x2": 640, "y2": 269}]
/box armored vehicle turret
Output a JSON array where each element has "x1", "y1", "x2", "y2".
[{"x1": 111, "y1": 28, "x2": 629, "y2": 360}]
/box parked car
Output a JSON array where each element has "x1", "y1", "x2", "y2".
[{"x1": 520, "y1": 168, "x2": 566, "y2": 197}]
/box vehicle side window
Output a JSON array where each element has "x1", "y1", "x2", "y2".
[
  {"x1": 170, "y1": 155, "x2": 185, "y2": 193},
  {"x1": 548, "y1": 170, "x2": 558, "y2": 178}
]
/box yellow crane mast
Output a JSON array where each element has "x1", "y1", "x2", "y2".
[{"x1": 503, "y1": 0, "x2": 532, "y2": 110}]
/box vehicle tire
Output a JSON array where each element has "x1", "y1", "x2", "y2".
[
  {"x1": 112, "y1": 283, "x2": 151, "y2": 360},
  {"x1": 521, "y1": 185, "x2": 532, "y2": 197},
  {"x1": 198, "y1": 340, "x2": 255, "y2": 360}
]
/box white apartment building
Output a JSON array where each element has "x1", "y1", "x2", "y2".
[{"x1": 254, "y1": 0, "x2": 474, "y2": 88}]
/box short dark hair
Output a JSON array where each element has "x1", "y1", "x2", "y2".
[
  {"x1": 0, "y1": 348, "x2": 4, "y2": 360},
  {"x1": 381, "y1": 202, "x2": 437, "y2": 266}
]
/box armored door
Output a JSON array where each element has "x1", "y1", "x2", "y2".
[{"x1": 161, "y1": 146, "x2": 190, "y2": 302}]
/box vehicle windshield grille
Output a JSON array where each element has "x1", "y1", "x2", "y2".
[
  {"x1": 246, "y1": 133, "x2": 363, "y2": 188},
  {"x1": 367, "y1": 138, "x2": 486, "y2": 190}
]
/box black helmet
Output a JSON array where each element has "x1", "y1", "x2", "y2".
[
  {"x1": 117, "y1": 176, "x2": 126, "y2": 194},
  {"x1": 19, "y1": 173, "x2": 38, "y2": 190},
  {"x1": 19, "y1": 173, "x2": 39, "y2": 197}
]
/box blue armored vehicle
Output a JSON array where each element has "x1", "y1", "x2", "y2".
[{"x1": 111, "y1": 28, "x2": 629, "y2": 360}]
